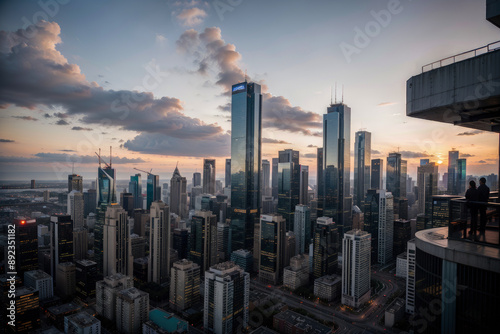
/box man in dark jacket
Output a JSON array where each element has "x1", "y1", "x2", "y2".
[
  {"x1": 465, "y1": 180, "x2": 479, "y2": 237},
  {"x1": 478, "y1": 177, "x2": 490, "y2": 232}
]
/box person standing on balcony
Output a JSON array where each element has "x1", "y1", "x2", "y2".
[
  {"x1": 465, "y1": 180, "x2": 479, "y2": 238},
  {"x1": 478, "y1": 177, "x2": 490, "y2": 233}
]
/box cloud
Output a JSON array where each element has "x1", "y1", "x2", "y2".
[
  {"x1": 177, "y1": 8, "x2": 207, "y2": 27},
  {"x1": 124, "y1": 132, "x2": 230, "y2": 157},
  {"x1": 59, "y1": 149, "x2": 75, "y2": 152},
  {"x1": 399, "y1": 150, "x2": 432, "y2": 159},
  {"x1": 262, "y1": 138, "x2": 291, "y2": 144},
  {"x1": 71, "y1": 126, "x2": 92, "y2": 131},
  {"x1": 176, "y1": 27, "x2": 322, "y2": 136},
  {"x1": 478, "y1": 160, "x2": 487, "y2": 164},
  {"x1": 0, "y1": 153, "x2": 145, "y2": 164},
  {"x1": 371, "y1": 149, "x2": 382, "y2": 155},
  {"x1": 457, "y1": 130, "x2": 484, "y2": 136},
  {"x1": 460, "y1": 153, "x2": 474, "y2": 158},
  {"x1": 56, "y1": 119, "x2": 69, "y2": 125},
  {"x1": 378, "y1": 102, "x2": 396, "y2": 107},
  {"x1": 0, "y1": 139, "x2": 14, "y2": 143},
  {"x1": 307, "y1": 144, "x2": 317, "y2": 148},
  {"x1": 155, "y1": 33, "x2": 167, "y2": 46},
  {"x1": 44, "y1": 113, "x2": 52, "y2": 118},
  {"x1": 218, "y1": 103, "x2": 230, "y2": 112},
  {"x1": 54, "y1": 112, "x2": 68, "y2": 118},
  {"x1": 302, "y1": 153, "x2": 316, "y2": 159},
  {"x1": 12, "y1": 116, "x2": 37, "y2": 121},
  {"x1": 0, "y1": 21, "x2": 228, "y2": 157}
]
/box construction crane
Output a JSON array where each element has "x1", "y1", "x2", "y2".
[
  {"x1": 95, "y1": 147, "x2": 112, "y2": 169},
  {"x1": 134, "y1": 167, "x2": 154, "y2": 176}
]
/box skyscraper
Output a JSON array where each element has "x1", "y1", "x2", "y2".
[
  {"x1": 68, "y1": 174, "x2": 83, "y2": 193},
  {"x1": 417, "y1": 162, "x2": 439, "y2": 218},
  {"x1": 116, "y1": 287, "x2": 149, "y2": 334},
  {"x1": 277, "y1": 149, "x2": 300, "y2": 231},
  {"x1": 259, "y1": 214, "x2": 285, "y2": 285},
  {"x1": 189, "y1": 210, "x2": 218, "y2": 274},
  {"x1": 84, "y1": 189, "x2": 97, "y2": 217},
  {"x1": 203, "y1": 159, "x2": 216, "y2": 194},
  {"x1": 103, "y1": 204, "x2": 132, "y2": 277},
  {"x1": 15, "y1": 218, "x2": 38, "y2": 277},
  {"x1": 299, "y1": 165, "x2": 309, "y2": 205},
  {"x1": 50, "y1": 215, "x2": 73, "y2": 278},
  {"x1": 354, "y1": 131, "x2": 371, "y2": 208},
  {"x1": 193, "y1": 172, "x2": 201, "y2": 187},
  {"x1": 129, "y1": 174, "x2": 142, "y2": 209},
  {"x1": 316, "y1": 147, "x2": 324, "y2": 217},
  {"x1": 371, "y1": 158, "x2": 383, "y2": 190},
  {"x1": 204, "y1": 262, "x2": 250, "y2": 334},
  {"x1": 294, "y1": 205, "x2": 311, "y2": 255},
  {"x1": 364, "y1": 189, "x2": 394, "y2": 265},
  {"x1": 341, "y1": 230, "x2": 371, "y2": 308},
  {"x1": 312, "y1": 217, "x2": 339, "y2": 279},
  {"x1": 96, "y1": 274, "x2": 133, "y2": 322},
  {"x1": 148, "y1": 201, "x2": 170, "y2": 284},
  {"x1": 230, "y1": 82, "x2": 262, "y2": 253},
  {"x1": 447, "y1": 150, "x2": 459, "y2": 194},
  {"x1": 262, "y1": 159, "x2": 271, "y2": 197},
  {"x1": 386, "y1": 152, "x2": 407, "y2": 199},
  {"x1": 322, "y1": 102, "x2": 351, "y2": 238},
  {"x1": 147, "y1": 173, "x2": 161, "y2": 210},
  {"x1": 75, "y1": 259, "x2": 97, "y2": 303},
  {"x1": 272, "y1": 157, "x2": 279, "y2": 199},
  {"x1": 67, "y1": 190, "x2": 84, "y2": 229},
  {"x1": 170, "y1": 166, "x2": 188, "y2": 219},
  {"x1": 98, "y1": 162, "x2": 116, "y2": 207},
  {"x1": 224, "y1": 159, "x2": 231, "y2": 188},
  {"x1": 456, "y1": 158, "x2": 467, "y2": 195}
]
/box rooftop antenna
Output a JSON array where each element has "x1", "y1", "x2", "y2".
[{"x1": 334, "y1": 82, "x2": 337, "y2": 104}]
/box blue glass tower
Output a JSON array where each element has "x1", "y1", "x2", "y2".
[
  {"x1": 147, "y1": 173, "x2": 160, "y2": 210},
  {"x1": 322, "y1": 103, "x2": 351, "y2": 239},
  {"x1": 98, "y1": 166, "x2": 116, "y2": 206},
  {"x1": 354, "y1": 131, "x2": 371, "y2": 209},
  {"x1": 230, "y1": 81, "x2": 262, "y2": 253},
  {"x1": 129, "y1": 173, "x2": 142, "y2": 209}
]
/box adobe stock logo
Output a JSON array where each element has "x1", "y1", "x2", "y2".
[{"x1": 340, "y1": 0, "x2": 411, "y2": 64}]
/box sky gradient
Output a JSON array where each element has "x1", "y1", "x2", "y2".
[{"x1": 0, "y1": 0, "x2": 498, "y2": 183}]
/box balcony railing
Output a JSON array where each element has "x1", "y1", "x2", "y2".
[
  {"x1": 421, "y1": 40, "x2": 500, "y2": 73},
  {"x1": 449, "y1": 197, "x2": 500, "y2": 248}
]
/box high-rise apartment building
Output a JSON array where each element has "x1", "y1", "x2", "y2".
[
  {"x1": 116, "y1": 287, "x2": 149, "y2": 334},
  {"x1": 96, "y1": 274, "x2": 134, "y2": 322},
  {"x1": 341, "y1": 230, "x2": 371, "y2": 308},
  {"x1": 24, "y1": 270, "x2": 53, "y2": 301},
  {"x1": 169, "y1": 259, "x2": 200, "y2": 311},
  {"x1": 148, "y1": 201, "x2": 170, "y2": 284},
  {"x1": 204, "y1": 262, "x2": 250, "y2": 334},
  {"x1": 68, "y1": 190, "x2": 84, "y2": 229},
  {"x1": 230, "y1": 82, "x2": 262, "y2": 253},
  {"x1": 103, "y1": 204, "x2": 132, "y2": 277}
]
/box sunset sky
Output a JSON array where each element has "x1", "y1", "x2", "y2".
[{"x1": 0, "y1": 0, "x2": 498, "y2": 183}]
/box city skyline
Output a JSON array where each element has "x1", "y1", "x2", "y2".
[{"x1": 0, "y1": 0, "x2": 498, "y2": 182}]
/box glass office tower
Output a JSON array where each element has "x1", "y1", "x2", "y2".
[
  {"x1": 277, "y1": 149, "x2": 300, "y2": 231},
  {"x1": 129, "y1": 174, "x2": 142, "y2": 209},
  {"x1": 354, "y1": 131, "x2": 371, "y2": 209},
  {"x1": 146, "y1": 173, "x2": 160, "y2": 210},
  {"x1": 98, "y1": 166, "x2": 116, "y2": 206},
  {"x1": 322, "y1": 103, "x2": 351, "y2": 238},
  {"x1": 230, "y1": 82, "x2": 262, "y2": 253}
]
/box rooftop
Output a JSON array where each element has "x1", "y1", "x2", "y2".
[
  {"x1": 415, "y1": 227, "x2": 500, "y2": 274},
  {"x1": 25, "y1": 270, "x2": 51, "y2": 280},
  {"x1": 47, "y1": 302, "x2": 80, "y2": 315},
  {"x1": 314, "y1": 275, "x2": 341, "y2": 286},
  {"x1": 66, "y1": 312, "x2": 100, "y2": 327},
  {"x1": 118, "y1": 287, "x2": 148, "y2": 301},
  {"x1": 274, "y1": 310, "x2": 332, "y2": 334},
  {"x1": 75, "y1": 259, "x2": 96, "y2": 267},
  {"x1": 148, "y1": 308, "x2": 188, "y2": 333}
]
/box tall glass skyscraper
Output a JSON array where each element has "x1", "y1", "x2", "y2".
[
  {"x1": 322, "y1": 103, "x2": 351, "y2": 238},
  {"x1": 456, "y1": 158, "x2": 466, "y2": 195},
  {"x1": 147, "y1": 173, "x2": 160, "y2": 210},
  {"x1": 203, "y1": 159, "x2": 216, "y2": 195},
  {"x1": 129, "y1": 174, "x2": 142, "y2": 209},
  {"x1": 277, "y1": 149, "x2": 300, "y2": 231},
  {"x1": 225, "y1": 159, "x2": 231, "y2": 188},
  {"x1": 386, "y1": 152, "x2": 407, "y2": 200},
  {"x1": 316, "y1": 147, "x2": 324, "y2": 217},
  {"x1": 447, "y1": 150, "x2": 459, "y2": 194},
  {"x1": 98, "y1": 165, "x2": 116, "y2": 206},
  {"x1": 371, "y1": 159, "x2": 383, "y2": 190},
  {"x1": 354, "y1": 131, "x2": 371, "y2": 209},
  {"x1": 230, "y1": 82, "x2": 262, "y2": 253}
]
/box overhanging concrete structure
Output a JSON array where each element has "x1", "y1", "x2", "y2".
[{"x1": 406, "y1": 45, "x2": 500, "y2": 132}]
